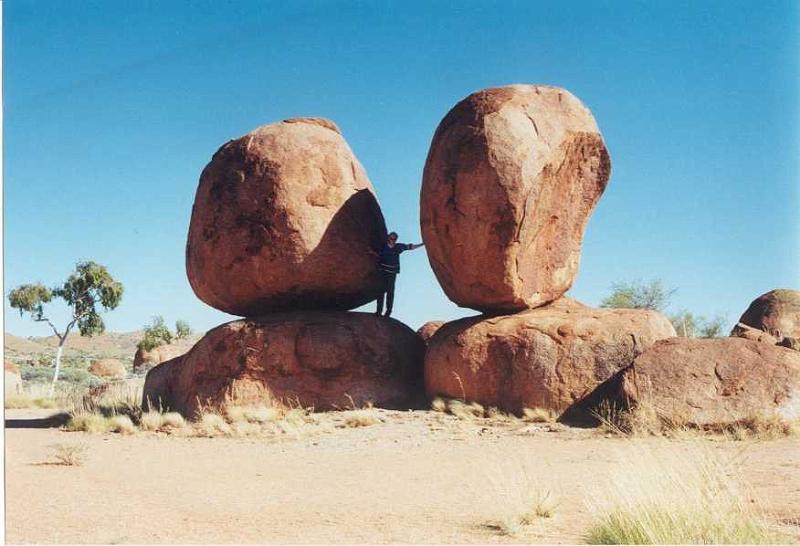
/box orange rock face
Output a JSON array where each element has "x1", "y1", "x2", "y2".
[
  {"x1": 734, "y1": 289, "x2": 800, "y2": 342},
  {"x1": 142, "y1": 312, "x2": 425, "y2": 417},
  {"x1": 133, "y1": 344, "x2": 187, "y2": 371},
  {"x1": 420, "y1": 85, "x2": 611, "y2": 313},
  {"x1": 619, "y1": 337, "x2": 800, "y2": 426},
  {"x1": 424, "y1": 299, "x2": 674, "y2": 415},
  {"x1": 187, "y1": 118, "x2": 387, "y2": 316},
  {"x1": 88, "y1": 358, "x2": 127, "y2": 379}
]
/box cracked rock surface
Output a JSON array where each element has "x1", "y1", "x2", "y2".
[
  {"x1": 423, "y1": 298, "x2": 674, "y2": 416},
  {"x1": 619, "y1": 337, "x2": 800, "y2": 426},
  {"x1": 143, "y1": 312, "x2": 425, "y2": 417},
  {"x1": 187, "y1": 117, "x2": 387, "y2": 316},
  {"x1": 420, "y1": 84, "x2": 611, "y2": 313}
]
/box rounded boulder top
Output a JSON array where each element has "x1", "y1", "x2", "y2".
[
  {"x1": 421, "y1": 84, "x2": 611, "y2": 313},
  {"x1": 186, "y1": 117, "x2": 388, "y2": 316},
  {"x1": 736, "y1": 288, "x2": 800, "y2": 341}
]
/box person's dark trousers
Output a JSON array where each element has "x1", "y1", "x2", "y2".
[{"x1": 375, "y1": 271, "x2": 397, "y2": 316}]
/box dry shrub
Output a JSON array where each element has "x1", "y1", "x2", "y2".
[
  {"x1": 431, "y1": 397, "x2": 448, "y2": 412},
  {"x1": 196, "y1": 412, "x2": 232, "y2": 437},
  {"x1": 139, "y1": 411, "x2": 165, "y2": 431},
  {"x1": 447, "y1": 399, "x2": 486, "y2": 419},
  {"x1": 584, "y1": 440, "x2": 788, "y2": 544},
  {"x1": 482, "y1": 456, "x2": 559, "y2": 537},
  {"x1": 48, "y1": 443, "x2": 88, "y2": 466},
  {"x1": 721, "y1": 413, "x2": 800, "y2": 441},
  {"x1": 244, "y1": 406, "x2": 282, "y2": 423},
  {"x1": 5, "y1": 396, "x2": 58, "y2": 409},
  {"x1": 161, "y1": 412, "x2": 187, "y2": 429},
  {"x1": 522, "y1": 407, "x2": 558, "y2": 423},
  {"x1": 343, "y1": 408, "x2": 382, "y2": 428},
  {"x1": 65, "y1": 413, "x2": 111, "y2": 433},
  {"x1": 108, "y1": 415, "x2": 136, "y2": 434}
]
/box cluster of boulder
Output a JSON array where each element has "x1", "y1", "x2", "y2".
[
  {"x1": 143, "y1": 118, "x2": 424, "y2": 416},
  {"x1": 142, "y1": 83, "x2": 799, "y2": 428},
  {"x1": 419, "y1": 84, "x2": 677, "y2": 418}
]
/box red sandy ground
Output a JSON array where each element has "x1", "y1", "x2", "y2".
[{"x1": 5, "y1": 408, "x2": 800, "y2": 544}]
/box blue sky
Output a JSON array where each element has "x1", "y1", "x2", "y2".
[{"x1": 4, "y1": 0, "x2": 798, "y2": 338}]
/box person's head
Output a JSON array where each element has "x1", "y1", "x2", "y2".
[{"x1": 387, "y1": 232, "x2": 398, "y2": 245}]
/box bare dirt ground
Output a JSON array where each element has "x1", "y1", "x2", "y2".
[{"x1": 5, "y1": 408, "x2": 800, "y2": 544}]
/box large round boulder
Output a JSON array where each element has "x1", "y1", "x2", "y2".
[
  {"x1": 617, "y1": 337, "x2": 800, "y2": 426},
  {"x1": 133, "y1": 344, "x2": 187, "y2": 371},
  {"x1": 88, "y1": 358, "x2": 127, "y2": 379},
  {"x1": 187, "y1": 117, "x2": 387, "y2": 316},
  {"x1": 732, "y1": 289, "x2": 800, "y2": 343},
  {"x1": 143, "y1": 312, "x2": 425, "y2": 417},
  {"x1": 424, "y1": 298, "x2": 674, "y2": 415},
  {"x1": 420, "y1": 85, "x2": 611, "y2": 313}
]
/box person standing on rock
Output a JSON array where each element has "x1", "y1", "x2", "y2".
[{"x1": 374, "y1": 232, "x2": 423, "y2": 317}]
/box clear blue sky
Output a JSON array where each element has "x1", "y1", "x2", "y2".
[{"x1": 4, "y1": 0, "x2": 798, "y2": 338}]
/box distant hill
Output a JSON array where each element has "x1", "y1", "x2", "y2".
[{"x1": 4, "y1": 330, "x2": 202, "y2": 364}]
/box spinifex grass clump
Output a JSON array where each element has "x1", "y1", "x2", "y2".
[{"x1": 585, "y1": 440, "x2": 788, "y2": 544}]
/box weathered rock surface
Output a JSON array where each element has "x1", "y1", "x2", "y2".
[
  {"x1": 732, "y1": 289, "x2": 800, "y2": 345},
  {"x1": 424, "y1": 298, "x2": 674, "y2": 415},
  {"x1": 88, "y1": 358, "x2": 127, "y2": 379},
  {"x1": 133, "y1": 344, "x2": 187, "y2": 371},
  {"x1": 187, "y1": 117, "x2": 387, "y2": 316},
  {"x1": 617, "y1": 337, "x2": 800, "y2": 426},
  {"x1": 143, "y1": 312, "x2": 425, "y2": 417},
  {"x1": 417, "y1": 321, "x2": 445, "y2": 343},
  {"x1": 5, "y1": 359, "x2": 22, "y2": 396},
  {"x1": 420, "y1": 85, "x2": 611, "y2": 313}
]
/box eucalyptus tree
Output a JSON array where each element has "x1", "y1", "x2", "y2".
[{"x1": 8, "y1": 261, "x2": 123, "y2": 395}]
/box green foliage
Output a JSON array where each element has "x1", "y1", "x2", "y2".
[
  {"x1": 670, "y1": 312, "x2": 727, "y2": 338},
  {"x1": 138, "y1": 316, "x2": 173, "y2": 352},
  {"x1": 53, "y1": 261, "x2": 124, "y2": 336},
  {"x1": 7, "y1": 261, "x2": 123, "y2": 338},
  {"x1": 175, "y1": 320, "x2": 192, "y2": 340},
  {"x1": 599, "y1": 279, "x2": 675, "y2": 311},
  {"x1": 8, "y1": 283, "x2": 53, "y2": 320}
]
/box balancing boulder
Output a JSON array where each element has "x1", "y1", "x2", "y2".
[
  {"x1": 133, "y1": 344, "x2": 188, "y2": 371},
  {"x1": 420, "y1": 85, "x2": 611, "y2": 313},
  {"x1": 142, "y1": 312, "x2": 425, "y2": 417},
  {"x1": 618, "y1": 337, "x2": 800, "y2": 427},
  {"x1": 88, "y1": 358, "x2": 127, "y2": 379},
  {"x1": 187, "y1": 117, "x2": 387, "y2": 316},
  {"x1": 424, "y1": 298, "x2": 674, "y2": 415}
]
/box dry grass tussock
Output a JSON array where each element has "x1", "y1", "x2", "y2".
[
  {"x1": 5, "y1": 382, "x2": 86, "y2": 409},
  {"x1": 593, "y1": 400, "x2": 800, "y2": 441},
  {"x1": 47, "y1": 443, "x2": 88, "y2": 466},
  {"x1": 584, "y1": 439, "x2": 790, "y2": 544},
  {"x1": 431, "y1": 397, "x2": 558, "y2": 424},
  {"x1": 481, "y1": 456, "x2": 559, "y2": 537}
]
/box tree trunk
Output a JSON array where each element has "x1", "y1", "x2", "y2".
[{"x1": 49, "y1": 341, "x2": 65, "y2": 398}]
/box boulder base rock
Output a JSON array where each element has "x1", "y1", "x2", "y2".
[
  {"x1": 618, "y1": 337, "x2": 800, "y2": 426},
  {"x1": 187, "y1": 117, "x2": 387, "y2": 316},
  {"x1": 133, "y1": 344, "x2": 188, "y2": 371},
  {"x1": 733, "y1": 289, "x2": 800, "y2": 344},
  {"x1": 143, "y1": 312, "x2": 425, "y2": 417},
  {"x1": 424, "y1": 298, "x2": 674, "y2": 415},
  {"x1": 88, "y1": 358, "x2": 127, "y2": 379},
  {"x1": 420, "y1": 85, "x2": 611, "y2": 313},
  {"x1": 417, "y1": 321, "x2": 445, "y2": 343}
]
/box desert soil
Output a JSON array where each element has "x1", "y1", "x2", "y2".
[{"x1": 5, "y1": 408, "x2": 800, "y2": 544}]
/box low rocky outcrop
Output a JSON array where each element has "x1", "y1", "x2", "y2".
[
  {"x1": 420, "y1": 85, "x2": 611, "y2": 313},
  {"x1": 424, "y1": 298, "x2": 674, "y2": 415},
  {"x1": 417, "y1": 321, "x2": 445, "y2": 344},
  {"x1": 616, "y1": 337, "x2": 800, "y2": 426},
  {"x1": 88, "y1": 358, "x2": 127, "y2": 379},
  {"x1": 5, "y1": 359, "x2": 22, "y2": 396},
  {"x1": 133, "y1": 344, "x2": 187, "y2": 371},
  {"x1": 143, "y1": 312, "x2": 425, "y2": 417},
  {"x1": 186, "y1": 117, "x2": 387, "y2": 316}
]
